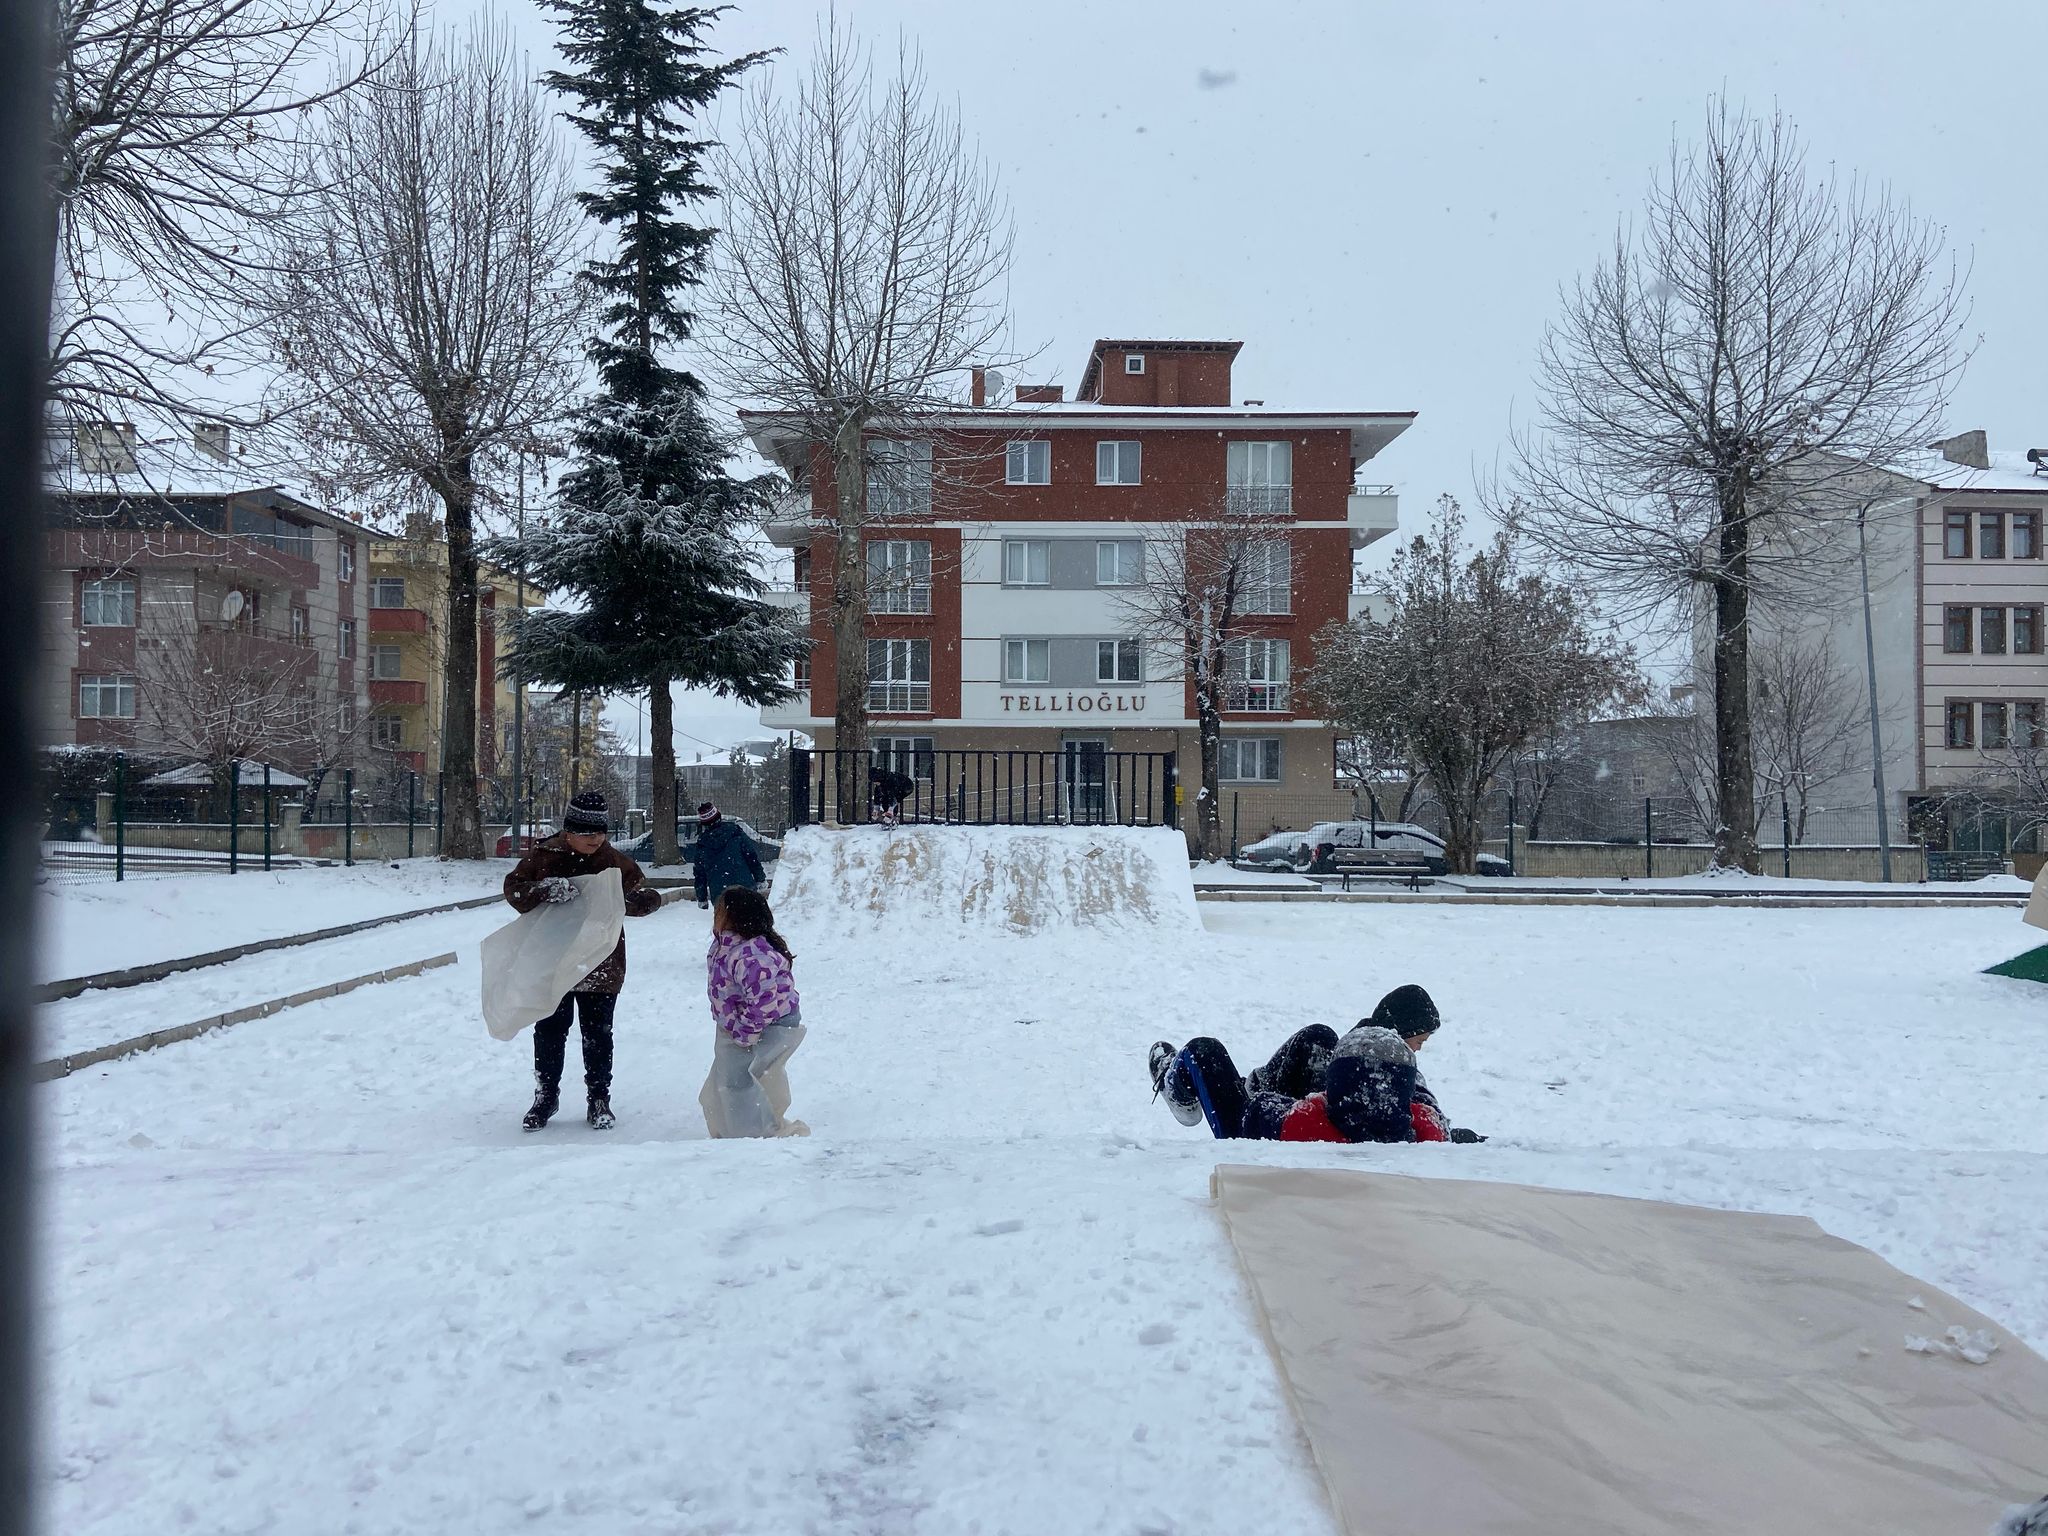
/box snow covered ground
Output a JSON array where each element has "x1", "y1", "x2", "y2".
[{"x1": 38, "y1": 879, "x2": 2048, "y2": 1533}]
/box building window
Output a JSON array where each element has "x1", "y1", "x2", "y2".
[
  {"x1": 1944, "y1": 606, "x2": 1972, "y2": 653},
  {"x1": 2017, "y1": 701, "x2": 2042, "y2": 748},
  {"x1": 2017, "y1": 607, "x2": 2043, "y2": 656},
  {"x1": 291, "y1": 606, "x2": 309, "y2": 646},
  {"x1": 1005, "y1": 440, "x2": 1051, "y2": 485},
  {"x1": 867, "y1": 539, "x2": 932, "y2": 614},
  {"x1": 1096, "y1": 639, "x2": 1143, "y2": 683},
  {"x1": 1981, "y1": 607, "x2": 2008, "y2": 655},
  {"x1": 866, "y1": 438, "x2": 933, "y2": 519},
  {"x1": 1124, "y1": 353, "x2": 1145, "y2": 375},
  {"x1": 369, "y1": 644, "x2": 404, "y2": 680},
  {"x1": 1945, "y1": 509, "x2": 1971, "y2": 559},
  {"x1": 792, "y1": 652, "x2": 811, "y2": 691},
  {"x1": 338, "y1": 619, "x2": 357, "y2": 659},
  {"x1": 872, "y1": 736, "x2": 935, "y2": 780},
  {"x1": 1984, "y1": 702, "x2": 2011, "y2": 750},
  {"x1": 338, "y1": 540, "x2": 355, "y2": 583},
  {"x1": 1095, "y1": 540, "x2": 1141, "y2": 586},
  {"x1": 2015, "y1": 512, "x2": 2042, "y2": 560},
  {"x1": 370, "y1": 714, "x2": 405, "y2": 748},
  {"x1": 1224, "y1": 638, "x2": 1290, "y2": 712},
  {"x1": 1980, "y1": 511, "x2": 2006, "y2": 559},
  {"x1": 77, "y1": 673, "x2": 136, "y2": 719},
  {"x1": 370, "y1": 577, "x2": 407, "y2": 608},
  {"x1": 1004, "y1": 638, "x2": 1050, "y2": 684},
  {"x1": 1219, "y1": 737, "x2": 1282, "y2": 782},
  {"x1": 80, "y1": 577, "x2": 136, "y2": 627},
  {"x1": 1240, "y1": 539, "x2": 1292, "y2": 615},
  {"x1": 1227, "y1": 440, "x2": 1293, "y2": 516},
  {"x1": 1096, "y1": 440, "x2": 1141, "y2": 485},
  {"x1": 338, "y1": 696, "x2": 356, "y2": 733},
  {"x1": 1002, "y1": 539, "x2": 1051, "y2": 586},
  {"x1": 868, "y1": 638, "x2": 930, "y2": 712},
  {"x1": 1946, "y1": 700, "x2": 1974, "y2": 748}
]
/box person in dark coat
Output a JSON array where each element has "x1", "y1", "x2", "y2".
[
  {"x1": 503, "y1": 790, "x2": 662, "y2": 1132},
  {"x1": 691, "y1": 801, "x2": 765, "y2": 909},
  {"x1": 1368, "y1": 982, "x2": 1483, "y2": 1142},
  {"x1": 868, "y1": 763, "x2": 916, "y2": 826}
]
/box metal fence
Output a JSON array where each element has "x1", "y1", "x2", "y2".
[{"x1": 790, "y1": 747, "x2": 1180, "y2": 829}]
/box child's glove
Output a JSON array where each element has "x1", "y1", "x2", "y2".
[
  {"x1": 536, "y1": 876, "x2": 579, "y2": 904},
  {"x1": 1449, "y1": 1127, "x2": 1485, "y2": 1144}
]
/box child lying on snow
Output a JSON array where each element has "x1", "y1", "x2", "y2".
[{"x1": 1148, "y1": 984, "x2": 1484, "y2": 1144}]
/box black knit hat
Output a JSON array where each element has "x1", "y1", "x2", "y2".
[
  {"x1": 1367, "y1": 983, "x2": 1440, "y2": 1039},
  {"x1": 562, "y1": 790, "x2": 610, "y2": 833},
  {"x1": 696, "y1": 800, "x2": 721, "y2": 825}
]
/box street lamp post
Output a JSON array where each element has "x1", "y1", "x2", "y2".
[{"x1": 1857, "y1": 500, "x2": 1894, "y2": 883}]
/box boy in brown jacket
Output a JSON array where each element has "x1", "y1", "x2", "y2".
[{"x1": 503, "y1": 790, "x2": 662, "y2": 1131}]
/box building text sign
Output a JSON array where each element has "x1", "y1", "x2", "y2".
[{"x1": 999, "y1": 692, "x2": 1148, "y2": 714}]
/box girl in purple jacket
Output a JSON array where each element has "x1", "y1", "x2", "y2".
[{"x1": 704, "y1": 887, "x2": 806, "y2": 1137}]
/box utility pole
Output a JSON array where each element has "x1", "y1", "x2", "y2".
[{"x1": 1857, "y1": 500, "x2": 1895, "y2": 883}]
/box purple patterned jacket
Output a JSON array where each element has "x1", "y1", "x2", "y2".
[{"x1": 706, "y1": 932, "x2": 799, "y2": 1044}]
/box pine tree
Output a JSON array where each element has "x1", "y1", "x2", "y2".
[{"x1": 492, "y1": 1, "x2": 792, "y2": 863}]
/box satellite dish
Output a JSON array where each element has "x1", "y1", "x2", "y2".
[{"x1": 219, "y1": 590, "x2": 245, "y2": 622}]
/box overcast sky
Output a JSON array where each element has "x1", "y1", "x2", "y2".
[{"x1": 544, "y1": 0, "x2": 2048, "y2": 758}]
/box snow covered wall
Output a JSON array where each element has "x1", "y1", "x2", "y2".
[{"x1": 772, "y1": 824, "x2": 1200, "y2": 938}]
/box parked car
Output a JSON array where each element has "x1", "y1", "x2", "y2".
[
  {"x1": 615, "y1": 818, "x2": 783, "y2": 868},
  {"x1": 494, "y1": 826, "x2": 555, "y2": 858},
  {"x1": 1238, "y1": 820, "x2": 1511, "y2": 876}
]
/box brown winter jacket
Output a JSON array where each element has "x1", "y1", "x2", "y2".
[{"x1": 504, "y1": 834, "x2": 663, "y2": 995}]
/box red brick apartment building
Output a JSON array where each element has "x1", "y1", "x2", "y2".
[{"x1": 741, "y1": 339, "x2": 1413, "y2": 825}]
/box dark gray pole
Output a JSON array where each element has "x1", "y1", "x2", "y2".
[
  {"x1": 1857, "y1": 504, "x2": 1895, "y2": 882},
  {"x1": 1782, "y1": 793, "x2": 1793, "y2": 879},
  {"x1": 1644, "y1": 798, "x2": 1654, "y2": 879},
  {"x1": 262, "y1": 763, "x2": 272, "y2": 871},
  {"x1": 343, "y1": 768, "x2": 355, "y2": 866},
  {"x1": 509, "y1": 454, "x2": 525, "y2": 852},
  {"x1": 113, "y1": 753, "x2": 126, "y2": 883},
  {"x1": 407, "y1": 771, "x2": 417, "y2": 859},
  {"x1": 227, "y1": 758, "x2": 239, "y2": 873},
  {"x1": 1507, "y1": 791, "x2": 1517, "y2": 876}
]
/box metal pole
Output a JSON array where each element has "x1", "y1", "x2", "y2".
[
  {"x1": 510, "y1": 455, "x2": 526, "y2": 853},
  {"x1": 227, "y1": 758, "x2": 239, "y2": 874},
  {"x1": 1782, "y1": 793, "x2": 1793, "y2": 880},
  {"x1": 344, "y1": 768, "x2": 355, "y2": 866},
  {"x1": 263, "y1": 763, "x2": 272, "y2": 871},
  {"x1": 407, "y1": 771, "x2": 417, "y2": 859},
  {"x1": 1857, "y1": 505, "x2": 1895, "y2": 882},
  {"x1": 113, "y1": 752, "x2": 126, "y2": 883},
  {"x1": 436, "y1": 771, "x2": 445, "y2": 856},
  {"x1": 1230, "y1": 791, "x2": 1240, "y2": 861},
  {"x1": 1507, "y1": 791, "x2": 1517, "y2": 877},
  {"x1": 1644, "y1": 798, "x2": 1653, "y2": 879}
]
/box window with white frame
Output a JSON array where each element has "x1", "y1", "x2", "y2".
[
  {"x1": 1124, "y1": 354, "x2": 1145, "y2": 375},
  {"x1": 868, "y1": 638, "x2": 930, "y2": 712},
  {"x1": 1096, "y1": 440, "x2": 1141, "y2": 485},
  {"x1": 866, "y1": 438, "x2": 933, "y2": 519},
  {"x1": 866, "y1": 539, "x2": 932, "y2": 614},
  {"x1": 1003, "y1": 539, "x2": 1051, "y2": 586},
  {"x1": 370, "y1": 714, "x2": 405, "y2": 748},
  {"x1": 1227, "y1": 440, "x2": 1293, "y2": 516},
  {"x1": 1219, "y1": 737, "x2": 1282, "y2": 782},
  {"x1": 78, "y1": 673, "x2": 136, "y2": 719},
  {"x1": 792, "y1": 652, "x2": 811, "y2": 690},
  {"x1": 1224, "y1": 637, "x2": 1289, "y2": 711},
  {"x1": 338, "y1": 619, "x2": 357, "y2": 659},
  {"x1": 1004, "y1": 638, "x2": 1050, "y2": 684},
  {"x1": 370, "y1": 577, "x2": 407, "y2": 608},
  {"x1": 291, "y1": 606, "x2": 308, "y2": 645},
  {"x1": 80, "y1": 577, "x2": 136, "y2": 627},
  {"x1": 337, "y1": 696, "x2": 356, "y2": 733},
  {"x1": 1005, "y1": 440, "x2": 1051, "y2": 485},
  {"x1": 369, "y1": 644, "x2": 404, "y2": 680},
  {"x1": 1096, "y1": 539, "x2": 1141, "y2": 585},
  {"x1": 1239, "y1": 538, "x2": 1292, "y2": 614},
  {"x1": 1096, "y1": 639, "x2": 1143, "y2": 683},
  {"x1": 872, "y1": 736, "x2": 936, "y2": 780},
  {"x1": 338, "y1": 540, "x2": 355, "y2": 583}
]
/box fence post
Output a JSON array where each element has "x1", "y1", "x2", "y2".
[
  {"x1": 1369, "y1": 789, "x2": 1380, "y2": 850},
  {"x1": 1506, "y1": 791, "x2": 1517, "y2": 877},
  {"x1": 1644, "y1": 798, "x2": 1653, "y2": 879},
  {"x1": 262, "y1": 763, "x2": 272, "y2": 871},
  {"x1": 1782, "y1": 794, "x2": 1793, "y2": 880},
  {"x1": 407, "y1": 772, "x2": 418, "y2": 859},
  {"x1": 1229, "y1": 792, "x2": 1240, "y2": 862},
  {"x1": 435, "y1": 772, "x2": 444, "y2": 856},
  {"x1": 1161, "y1": 752, "x2": 1178, "y2": 830},
  {"x1": 113, "y1": 752, "x2": 126, "y2": 883},
  {"x1": 227, "y1": 758, "x2": 239, "y2": 874},
  {"x1": 343, "y1": 768, "x2": 354, "y2": 866}
]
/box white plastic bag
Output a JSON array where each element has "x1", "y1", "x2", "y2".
[{"x1": 480, "y1": 867, "x2": 626, "y2": 1040}]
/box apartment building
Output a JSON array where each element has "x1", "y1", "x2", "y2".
[
  {"x1": 42, "y1": 422, "x2": 370, "y2": 772},
  {"x1": 740, "y1": 338, "x2": 1413, "y2": 827}
]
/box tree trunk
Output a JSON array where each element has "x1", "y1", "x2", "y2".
[
  {"x1": 1442, "y1": 786, "x2": 1481, "y2": 874},
  {"x1": 1193, "y1": 664, "x2": 1223, "y2": 862},
  {"x1": 440, "y1": 457, "x2": 486, "y2": 859},
  {"x1": 649, "y1": 679, "x2": 679, "y2": 864},
  {"x1": 1712, "y1": 511, "x2": 1760, "y2": 872},
  {"x1": 830, "y1": 413, "x2": 870, "y2": 819}
]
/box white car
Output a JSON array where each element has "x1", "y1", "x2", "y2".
[{"x1": 1238, "y1": 820, "x2": 1511, "y2": 876}]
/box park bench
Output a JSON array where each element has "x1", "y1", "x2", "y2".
[
  {"x1": 1328, "y1": 845, "x2": 1434, "y2": 892},
  {"x1": 1926, "y1": 849, "x2": 2009, "y2": 882}
]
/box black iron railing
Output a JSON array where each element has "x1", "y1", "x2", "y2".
[{"x1": 790, "y1": 747, "x2": 1178, "y2": 830}]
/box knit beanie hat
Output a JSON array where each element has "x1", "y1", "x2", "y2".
[
  {"x1": 696, "y1": 801, "x2": 721, "y2": 825},
  {"x1": 1367, "y1": 983, "x2": 1440, "y2": 1039},
  {"x1": 562, "y1": 790, "x2": 610, "y2": 833}
]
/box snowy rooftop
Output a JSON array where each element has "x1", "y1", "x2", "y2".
[
  {"x1": 45, "y1": 428, "x2": 372, "y2": 532},
  {"x1": 1891, "y1": 448, "x2": 2048, "y2": 495}
]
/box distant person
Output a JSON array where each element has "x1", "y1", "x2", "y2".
[
  {"x1": 503, "y1": 790, "x2": 662, "y2": 1132},
  {"x1": 869, "y1": 762, "x2": 916, "y2": 827},
  {"x1": 702, "y1": 886, "x2": 807, "y2": 1138},
  {"x1": 692, "y1": 801, "x2": 765, "y2": 911}
]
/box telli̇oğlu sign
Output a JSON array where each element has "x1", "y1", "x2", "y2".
[{"x1": 998, "y1": 693, "x2": 1148, "y2": 714}]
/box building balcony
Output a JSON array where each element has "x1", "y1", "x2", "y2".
[
  {"x1": 369, "y1": 678, "x2": 427, "y2": 707},
  {"x1": 764, "y1": 492, "x2": 816, "y2": 549},
  {"x1": 197, "y1": 622, "x2": 318, "y2": 681},
  {"x1": 1348, "y1": 588, "x2": 1390, "y2": 625},
  {"x1": 49, "y1": 527, "x2": 320, "y2": 589},
  {"x1": 1347, "y1": 486, "x2": 1398, "y2": 549},
  {"x1": 1223, "y1": 682, "x2": 1291, "y2": 713},
  {"x1": 1226, "y1": 486, "x2": 1294, "y2": 520},
  {"x1": 369, "y1": 605, "x2": 430, "y2": 634},
  {"x1": 763, "y1": 580, "x2": 810, "y2": 612}
]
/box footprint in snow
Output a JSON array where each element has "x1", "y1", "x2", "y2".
[
  {"x1": 1138, "y1": 1323, "x2": 1175, "y2": 1346},
  {"x1": 976, "y1": 1219, "x2": 1024, "y2": 1237}
]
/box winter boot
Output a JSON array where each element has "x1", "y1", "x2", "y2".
[
  {"x1": 1150, "y1": 1041, "x2": 1204, "y2": 1127},
  {"x1": 522, "y1": 1088, "x2": 559, "y2": 1133},
  {"x1": 587, "y1": 1094, "x2": 616, "y2": 1131}
]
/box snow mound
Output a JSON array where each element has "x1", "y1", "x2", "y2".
[{"x1": 772, "y1": 824, "x2": 1199, "y2": 937}]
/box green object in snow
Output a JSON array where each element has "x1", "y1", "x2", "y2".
[{"x1": 1985, "y1": 943, "x2": 2048, "y2": 983}]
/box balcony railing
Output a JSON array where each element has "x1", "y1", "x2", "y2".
[
  {"x1": 1224, "y1": 681, "x2": 1291, "y2": 713},
  {"x1": 868, "y1": 682, "x2": 931, "y2": 713},
  {"x1": 1226, "y1": 485, "x2": 1293, "y2": 518}
]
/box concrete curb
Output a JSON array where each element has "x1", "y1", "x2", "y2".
[
  {"x1": 1197, "y1": 889, "x2": 2027, "y2": 910},
  {"x1": 33, "y1": 951, "x2": 460, "y2": 1082}
]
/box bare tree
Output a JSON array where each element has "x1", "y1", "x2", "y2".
[
  {"x1": 1504, "y1": 101, "x2": 1968, "y2": 871},
  {"x1": 47, "y1": 0, "x2": 391, "y2": 429},
  {"x1": 267, "y1": 21, "x2": 587, "y2": 857},
  {"x1": 712, "y1": 22, "x2": 1014, "y2": 775},
  {"x1": 1111, "y1": 497, "x2": 1296, "y2": 860},
  {"x1": 1308, "y1": 497, "x2": 1642, "y2": 873}
]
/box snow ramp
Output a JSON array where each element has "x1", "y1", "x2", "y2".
[{"x1": 771, "y1": 824, "x2": 1200, "y2": 938}]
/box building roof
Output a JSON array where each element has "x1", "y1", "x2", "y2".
[
  {"x1": 143, "y1": 759, "x2": 312, "y2": 789},
  {"x1": 46, "y1": 429, "x2": 375, "y2": 535},
  {"x1": 1892, "y1": 448, "x2": 2048, "y2": 496},
  {"x1": 1077, "y1": 338, "x2": 1243, "y2": 401}
]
